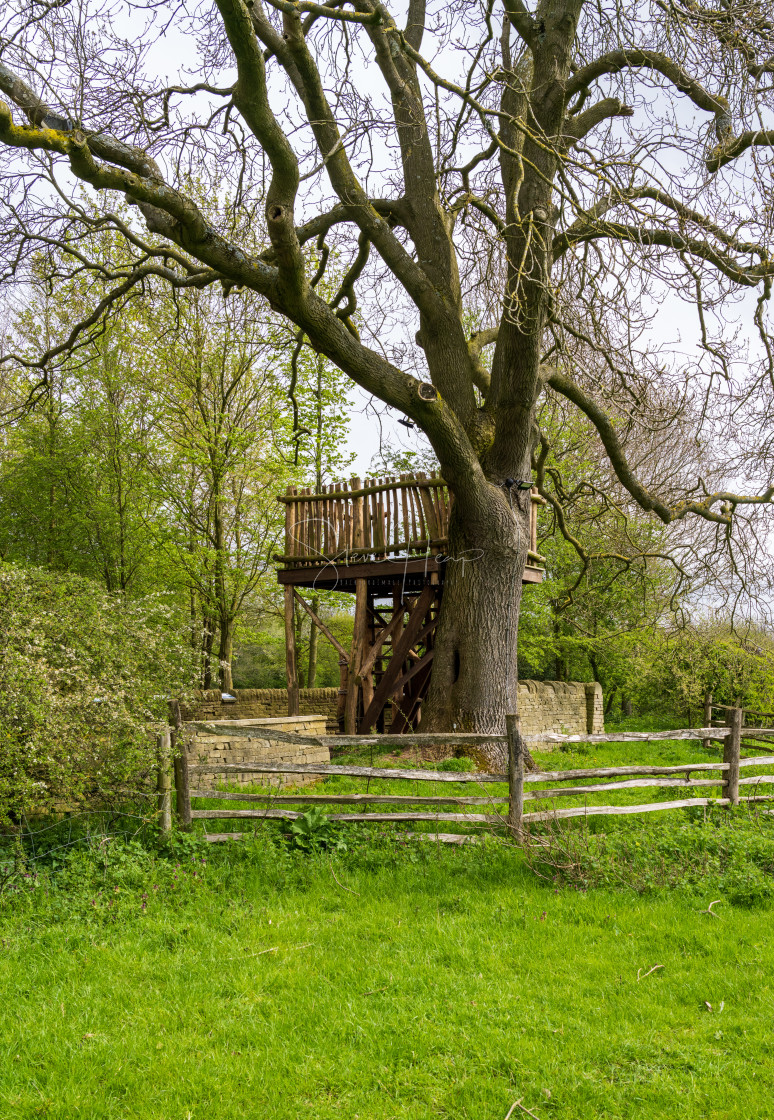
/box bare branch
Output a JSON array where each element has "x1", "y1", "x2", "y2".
[{"x1": 546, "y1": 369, "x2": 774, "y2": 526}]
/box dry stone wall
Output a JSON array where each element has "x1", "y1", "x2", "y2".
[
  {"x1": 182, "y1": 688, "x2": 339, "y2": 732},
  {"x1": 518, "y1": 680, "x2": 604, "y2": 748},
  {"x1": 182, "y1": 680, "x2": 602, "y2": 755},
  {"x1": 183, "y1": 714, "x2": 330, "y2": 789}
]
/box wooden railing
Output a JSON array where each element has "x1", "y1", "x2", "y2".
[
  {"x1": 704, "y1": 693, "x2": 774, "y2": 753},
  {"x1": 275, "y1": 473, "x2": 545, "y2": 567},
  {"x1": 171, "y1": 713, "x2": 774, "y2": 840}
]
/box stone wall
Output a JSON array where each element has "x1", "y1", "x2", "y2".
[
  {"x1": 183, "y1": 688, "x2": 339, "y2": 732},
  {"x1": 183, "y1": 714, "x2": 330, "y2": 789},
  {"x1": 183, "y1": 680, "x2": 602, "y2": 752},
  {"x1": 518, "y1": 680, "x2": 604, "y2": 748}
]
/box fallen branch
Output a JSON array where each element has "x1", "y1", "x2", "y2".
[
  {"x1": 225, "y1": 942, "x2": 311, "y2": 960},
  {"x1": 504, "y1": 1099, "x2": 542, "y2": 1120},
  {"x1": 697, "y1": 899, "x2": 722, "y2": 917},
  {"x1": 637, "y1": 964, "x2": 664, "y2": 982},
  {"x1": 328, "y1": 856, "x2": 360, "y2": 896}
]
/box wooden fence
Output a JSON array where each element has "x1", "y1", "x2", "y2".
[
  {"x1": 170, "y1": 710, "x2": 774, "y2": 841},
  {"x1": 704, "y1": 693, "x2": 774, "y2": 754}
]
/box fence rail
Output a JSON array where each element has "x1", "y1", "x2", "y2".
[
  {"x1": 171, "y1": 709, "x2": 774, "y2": 841},
  {"x1": 704, "y1": 693, "x2": 774, "y2": 753}
]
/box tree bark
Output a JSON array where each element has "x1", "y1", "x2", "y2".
[
  {"x1": 422, "y1": 480, "x2": 535, "y2": 770},
  {"x1": 202, "y1": 613, "x2": 216, "y2": 690}
]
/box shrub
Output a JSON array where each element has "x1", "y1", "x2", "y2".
[{"x1": 0, "y1": 562, "x2": 197, "y2": 826}]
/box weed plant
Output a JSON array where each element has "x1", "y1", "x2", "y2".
[{"x1": 524, "y1": 807, "x2": 774, "y2": 904}]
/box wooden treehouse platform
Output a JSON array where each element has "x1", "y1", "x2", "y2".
[{"x1": 276, "y1": 474, "x2": 545, "y2": 735}]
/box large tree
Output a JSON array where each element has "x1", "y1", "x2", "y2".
[{"x1": 0, "y1": 0, "x2": 772, "y2": 735}]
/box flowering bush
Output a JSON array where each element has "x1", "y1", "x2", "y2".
[{"x1": 0, "y1": 563, "x2": 198, "y2": 825}]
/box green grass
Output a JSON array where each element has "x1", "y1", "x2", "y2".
[
  {"x1": 3, "y1": 734, "x2": 774, "y2": 1119},
  {"x1": 191, "y1": 733, "x2": 774, "y2": 835},
  {"x1": 2, "y1": 823, "x2": 774, "y2": 1117}
]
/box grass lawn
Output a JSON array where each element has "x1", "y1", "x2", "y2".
[{"x1": 2, "y1": 733, "x2": 774, "y2": 1119}]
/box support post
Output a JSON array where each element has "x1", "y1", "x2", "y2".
[
  {"x1": 361, "y1": 591, "x2": 375, "y2": 715},
  {"x1": 507, "y1": 713, "x2": 524, "y2": 839},
  {"x1": 724, "y1": 706, "x2": 742, "y2": 807},
  {"x1": 156, "y1": 728, "x2": 172, "y2": 834},
  {"x1": 702, "y1": 690, "x2": 713, "y2": 750},
  {"x1": 345, "y1": 577, "x2": 368, "y2": 733},
  {"x1": 337, "y1": 657, "x2": 349, "y2": 733},
  {"x1": 284, "y1": 585, "x2": 300, "y2": 716}
]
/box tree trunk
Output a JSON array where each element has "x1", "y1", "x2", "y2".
[
  {"x1": 422, "y1": 481, "x2": 535, "y2": 770},
  {"x1": 219, "y1": 615, "x2": 235, "y2": 693},
  {"x1": 202, "y1": 614, "x2": 215, "y2": 690}
]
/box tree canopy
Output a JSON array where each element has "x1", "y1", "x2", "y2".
[{"x1": 0, "y1": 0, "x2": 772, "y2": 734}]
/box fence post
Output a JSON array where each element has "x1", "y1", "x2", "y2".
[
  {"x1": 507, "y1": 713, "x2": 524, "y2": 839},
  {"x1": 724, "y1": 706, "x2": 742, "y2": 807},
  {"x1": 170, "y1": 699, "x2": 192, "y2": 830},
  {"x1": 702, "y1": 691, "x2": 713, "y2": 750},
  {"x1": 156, "y1": 729, "x2": 172, "y2": 834},
  {"x1": 173, "y1": 748, "x2": 192, "y2": 830}
]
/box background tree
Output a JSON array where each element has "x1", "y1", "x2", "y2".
[
  {"x1": 0, "y1": 0, "x2": 772, "y2": 747},
  {"x1": 0, "y1": 272, "x2": 161, "y2": 588},
  {"x1": 289, "y1": 339, "x2": 355, "y2": 688},
  {"x1": 143, "y1": 283, "x2": 294, "y2": 692},
  {"x1": 0, "y1": 239, "x2": 358, "y2": 692}
]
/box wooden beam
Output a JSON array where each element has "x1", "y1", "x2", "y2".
[
  {"x1": 276, "y1": 556, "x2": 443, "y2": 585},
  {"x1": 406, "y1": 613, "x2": 439, "y2": 659},
  {"x1": 358, "y1": 603, "x2": 408, "y2": 682},
  {"x1": 189, "y1": 790, "x2": 507, "y2": 804},
  {"x1": 193, "y1": 809, "x2": 495, "y2": 823},
  {"x1": 358, "y1": 583, "x2": 436, "y2": 733},
  {"x1": 389, "y1": 656, "x2": 434, "y2": 734},
  {"x1": 173, "y1": 748, "x2": 192, "y2": 830},
  {"x1": 522, "y1": 797, "x2": 731, "y2": 823},
  {"x1": 361, "y1": 592, "x2": 375, "y2": 713},
  {"x1": 524, "y1": 727, "x2": 730, "y2": 744},
  {"x1": 284, "y1": 585, "x2": 300, "y2": 716},
  {"x1": 278, "y1": 477, "x2": 448, "y2": 503},
  {"x1": 278, "y1": 477, "x2": 544, "y2": 505},
  {"x1": 157, "y1": 729, "x2": 172, "y2": 834},
  {"x1": 189, "y1": 760, "x2": 508, "y2": 781},
  {"x1": 293, "y1": 589, "x2": 349, "y2": 662},
  {"x1": 507, "y1": 714, "x2": 524, "y2": 837},
  {"x1": 724, "y1": 706, "x2": 742, "y2": 806},
  {"x1": 184, "y1": 722, "x2": 507, "y2": 746},
  {"x1": 390, "y1": 648, "x2": 435, "y2": 695},
  {"x1": 367, "y1": 603, "x2": 391, "y2": 629},
  {"x1": 524, "y1": 776, "x2": 725, "y2": 798},
  {"x1": 345, "y1": 576, "x2": 368, "y2": 733}
]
